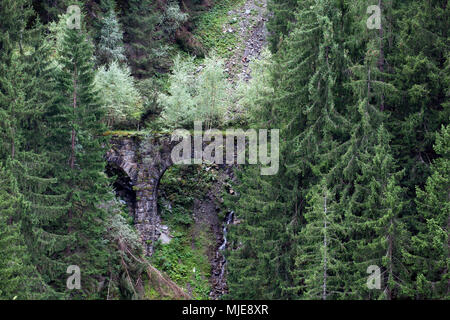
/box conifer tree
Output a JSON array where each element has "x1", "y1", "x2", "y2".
[
  {"x1": 0, "y1": 0, "x2": 33, "y2": 161},
  {"x1": 121, "y1": 0, "x2": 187, "y2": 78},
  {"x1": 225, "y1": 165, "x2": 298, "y2": 299},
  {"x1": 322, "y1": 2, "x2": 409, "y2": 299},
  {"x1": 0, "y1": 163, "x2": 57, "y2": 300},
  {"x1": 44, "y1": 11, "x2": 113, "y2": 296},
  {"x1": 0, "y1": 0, "x2": 73, "y2": 297},
  {"x1": 97, "y1": 9, "x2": 126, "y2": 66},
  {"x1": 340, "y1": 124, "x2": 409, "y2": 300},
  {"x1": 227, "y1": 0, "x2": 352, "y2": 300},
  {"x1": 266, "y1": 0, "x2": 299, "y2": 53},
  {"x1": 406, "y1": 125, "x2": 449, "y2": 299},
  {"x1": 293, "y1": 181, "x2": 348, "y2": 299},
  {"x1": 273, "y1": 0, "x2": 351, "y2": 189},
  {"x1": 32, "y1": 0, "x2": 73, "y2": 23},
  {"x1": 388, "y1": 0, "x2": 449, "y2": 203}
]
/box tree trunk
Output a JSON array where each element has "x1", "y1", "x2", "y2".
[
  {"x1": 11, "y1": 129, "x2": 15, "y2": 160},
  {"x1": 378, "y1": 0, "x2": 385, "y2": 111},
  {"x1": 386, "y1": 219, "x2": 394, "y2": 300},
  {"x1": 68, "y1": 64, "x2": 78, "y2": 239},
  {"x1": 70, "y1": 65, "x2": 77, "y2": 169}
]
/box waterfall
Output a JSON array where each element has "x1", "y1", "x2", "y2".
[{"x1": 218, "y1": 211, "x2": 234, "y2": 280}]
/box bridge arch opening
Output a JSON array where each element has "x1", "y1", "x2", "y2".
[
  {"x1": 153, "y1": 164, "x2": 231, "y2": 299},
  {"x1": 106, "y1": 162, "x2": 137, "y2": 220}
]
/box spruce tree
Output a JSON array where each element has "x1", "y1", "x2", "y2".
[
  {"x1": 120, "y1": 0, "x2": 187, "y2": 78},
  {"x1": 120, "y1": 0, "x2": 167, "y2": 78},
  {"x1": 44, "y1": 11, "x2": 113, "y2": 297},
  {"x1": 344, "y1": 126, "x2": 409, "y2": 299},
  {"x1": 0, "y1": 163, "x2": 57, "y2": 299},
  {"x1": 388, "y1": 0, "x2": 449, "y2": 209},
  {"x1": 225, "y1": 165, "x2": 298, "y2": 299},
  {"x1": 227, "y1": 0, "x2": 352, "y2": 300},
  {"x1": 406, "y1": 125, "x2": 450, "y2": 299},
  {"x1": 266, "y1": 0, "x2": 299, "y2": 53},
  {"x1": 293, "y1": 181, "x2": 348, "y2": 299}
]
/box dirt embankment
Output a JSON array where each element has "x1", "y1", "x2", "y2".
[{"x1": 225, "y1": 0, "x2": 268, "y2": 82}]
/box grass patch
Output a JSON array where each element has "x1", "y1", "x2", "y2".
[
  {"x1": 150, "y1": 166, "x2": 219, "y2": 299},
  {"x1": 151, "y1": 233, "x2": 211, "y2": 299},
  {"x1": 193, "y1": 0, "x2": 245, "y2": 58}
]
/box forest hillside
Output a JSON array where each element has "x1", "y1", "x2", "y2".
[{"x1": 0, "y1": 0, "x2": 448, "y2": 301}]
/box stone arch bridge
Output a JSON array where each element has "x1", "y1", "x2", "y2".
[
  {"x1": 105, "y1": 133, "x2": 239, "y2": 256},
  {"x1": 106, "y1": 134, "x2": 178, "y2": 256}
]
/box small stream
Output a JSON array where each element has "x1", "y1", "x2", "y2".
[
  {"x1": 209, "y1": 210, "x2": 234, "y2": 299},
  {"x1": 218, "y1": 211, "x2": 234, "y2": 281}
]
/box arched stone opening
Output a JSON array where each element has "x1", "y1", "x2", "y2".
[{"x1": 105, "y1": 162, "x2": 137, "y2": 220}]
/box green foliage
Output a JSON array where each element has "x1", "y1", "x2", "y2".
[
  {"x1": 31, "y1": 0, "x2": 74, "y2": 24},
  {"x1": 158, "y1": 55, "x2": 197, "y2": 128},
  {"x1": 388, "y1": 0, "x2": 449, "y2": 203},
  {"x1": 292, "y1": 182, "x2": 348, "y2": 300},
  {"x1": 0, "y1": 164, "x2": 57, "y2": 300},
  {"x1": 0, "y1": 0, "x2": 448, "y2": 301},
  {"x1": 97, "y1": 10, "x2": 126, "y2": 66},
  {"x1": 226, "y1": 0, "x2": 449, "y2": 301},
  {"x1": 233, "y1": 49, "x2": 274, "y2": 126},
  {"x1": 159, "y1": 53, "x2": 230, "y2": 129},
  {"x1": 151, "y1": 165, "x2": 219, "y2": 300},
  {"x1": 95, "y1": 61, "x2": 143, "y2": 129},
  {"x1": 38, "y1": 11, "x2": 115, "y2": 298},
  {"x1": 195, "y1": 54, "x2": 231, "y2": 129},
  {"x1": 343, "y1": 126, "x2": 410, "y2": 299},
  {"x1": 193, "y1": 0, "x2": 245, "y2": 58},
  {"x1": 121, "y1": 0, "x2": 187, "y2": 78},
  {"x1": 0, "y1": 0, "x2": 70, "y2": 299},
  {"x1": 151, "y1": 235, "x2": 211, "y2": 300},
  {"x1": 224, "y1": 164, "x2": 297, "y2": 299},
  {"x1": 407, "y1": 125, "x2": 450, "y2": 299},
  {"x1": 266, "y1": 0, "x2": 298, "y2": 53}
]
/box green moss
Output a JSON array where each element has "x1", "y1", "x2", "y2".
[{"x1": 103, "y1": 130, "x2": 143, "y2": 137}]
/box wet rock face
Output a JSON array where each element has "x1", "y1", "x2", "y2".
[
  {"x1": 106, "y1": 135, "x2": 175, "y2": 255},
  {"x1": 209, "y1": 210, "x2": 235, "y2": 300}
]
